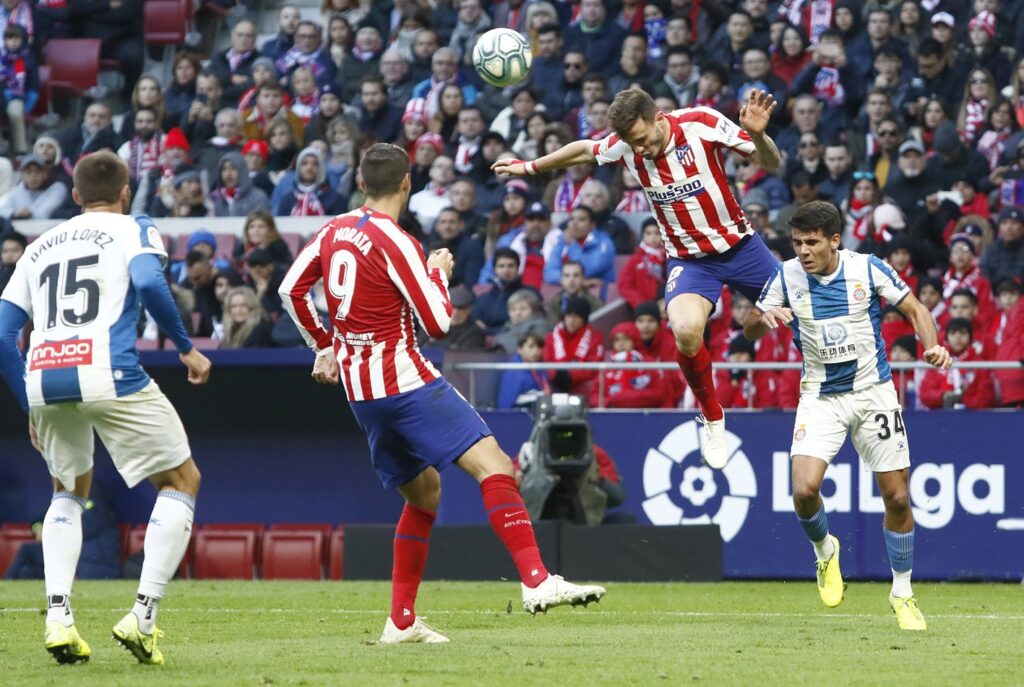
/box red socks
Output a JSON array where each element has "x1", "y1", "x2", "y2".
[
  {"x1": 390, "y1": 503, "x2": 435, "y2": 630},
  {"x1": 677, "y1": 344, "x2": 724, "y2": 421},
  {"x1": 480, "y1": 474, "x2": 549, "y2": 588}
]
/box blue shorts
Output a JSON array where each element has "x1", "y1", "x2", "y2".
[
  {"x1": 349, "y1": 377, "x2": 492, "y2": 489},
  {"x1": 664, "y1": 234, "x2": 780, "y2": 307}
]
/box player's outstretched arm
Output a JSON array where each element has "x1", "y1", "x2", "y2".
[
  {"x1": 0, "y1": 299, "x2": 30, "y2": 413},
  {"x1": 743, "y1": 306, "x2": 793, "y2": 342},
  {"x1": 491, "y1": 139, "x2": 597, "y2": 177},
  {"x1": 739, "y1": 89, "x2": 782, "y2": 171},
  {"x1": 897, "y1": 292, "x2": 952, "y2": 370}
]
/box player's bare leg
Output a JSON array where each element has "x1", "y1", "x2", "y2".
[
  {"x1": 113, "y1": 458, "x2": 201, "y2": 664},
  {"x1": 668, "y1": 294, "x2": 728, "y2": 468},
  {"x1": 457, "y1": 437, "x2": 606, "y2": 614},
  {"x1": 379, "y1": 468, "x2": 449, "y2": 644},
  {"x1": 877, "y1": 468, "x2": 924, "y2": 629},
  {"x1": 792, "y1": 455, "x2": 843, "y2": 607},
  {"x1": 42, "y1": 470, "x2": 93, "y2": 664}
]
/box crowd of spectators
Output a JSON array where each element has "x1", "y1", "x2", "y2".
[{"x1": 0, "y1": 0, "x2": 1021, "y2": 409}]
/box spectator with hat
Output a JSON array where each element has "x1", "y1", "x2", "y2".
[
  {"x1": 397, "y1": 97, "x2": 429, "y2": 156},
  {"x1": 543, "y1": 294, "x2": 605, "y2": 396},
  {"x1": 417, "y1": 284, "x2": 487, "y2": 352},
  {"x1": 633, "y1": 299, "x2": 684, "y2": 407},
  {"x1": 211, "y1": 152, "x2": 271, "y2": 217},
  {"x1": 409, "y1": 131, "x2": 444, "y2": 193},
  {"x1": 273, "y1": 146, "x2": 345, "y2": 216},
  {"x1": 241, "y1": 138, "x2": 275, "y2": 196},
  {"x1": 480, "y1": 201, "x2": 559, "y2": 291},
  {"x1": 484, "y1": 179, "x2": 529, "y2": 252},
  {"x1": 926, "y1": 121, "x2": 991, "y2": 190},
  {"x1": 425, "y1": 207, "x2": 484, "y2": 289},
  {"x1": 928, "y1": 12, "x2": 961, "y2": 68},
  {"x1": 0, "y1": 154, "x2": 67, "y2": 220},
  {"x1": 304, "y1": 83, "x2": 349, "y2": 145},
  {"x1": 149, "y1": 164, "x2": 209, "y2": 218},
  {"x1": 966, "y1": 10, "x2": 1010, "y2": 86},
  {"x1": 944, "y1": 231, "x2": 996, "y2": 324},
  {"x1": 591, "y1": 321, "x2": 665, "y2": 409},
  {"x1": 237, "y1": 56, "x2": 285, "y2": 113},
  {"x1": 920, "y1": 318, "x2": 996, "y2": 409},
  {"x1": 981, "y1": 205, "x2": 1024, "y2": 285},
  {"x1": 883, "y1": 138, "x2": 940, "y2": 225}
]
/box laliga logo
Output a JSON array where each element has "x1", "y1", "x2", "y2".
[{"x1": 642, "y1": 420, "x2": 756, "y2": 541}]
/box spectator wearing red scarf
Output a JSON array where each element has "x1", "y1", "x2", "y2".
[
  {"x1": 617, "y1": 219, "x2": 666, "y2": 310},
  {"x1": 544, "y1": 295, "x2": 604, "y2": 397},
  {"x1": 591, "y1": 322, "x2": 664, "y2": 409},
  {"x1": 920, "y1": 319, "x2": 996, "y2": 409}
]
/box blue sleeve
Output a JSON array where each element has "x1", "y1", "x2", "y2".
[
  {"x1": 544, "y1": 236, "x2": 567, "y2": 284},
  {"x1": 128, "y1": 254, "x2": 193, "y2": 354},
  {"x1": 580, "y1": 236, "x2": 615, "y2": 281},
  {"x1": 0, "y1": 300, "x2": 30, "y2": 413}
]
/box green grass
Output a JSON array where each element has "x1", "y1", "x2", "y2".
[{"x1": 0, "y1": 580, "x2": 1021, "y2": 686}]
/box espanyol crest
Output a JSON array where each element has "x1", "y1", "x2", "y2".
[{"x1": 641, "y1": 420, "x2": 757, "y2": 541}]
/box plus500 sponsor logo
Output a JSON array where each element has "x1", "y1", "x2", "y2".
[
  {"x1": 771, "y1": 453, "x2": 1004, "y2": 529},
  {"x1": 645, "y1": 180, "x2": 706, "y2": 205},
  {"x1": 30, "y1": 339, "x2": 93, "y2": 371}
]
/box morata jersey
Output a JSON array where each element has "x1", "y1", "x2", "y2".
[
  {"x1": 756, "y1": 250, "x2": 911, "y2": 397},
  {"x1": 0, "y1": 213, "x2": 167, "y2": 406},
  {"x1": 593, "y1": 107, "x2": 756, "y2": 260},
  {"x1": 280, "y1": 206, "x2": 453, "y2": 402}
]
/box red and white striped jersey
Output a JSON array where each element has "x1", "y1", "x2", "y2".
[
  {"x1": 593, "y1": 107, "x2": 757, "y2": 260},
  {"x1": 279, "y1": 206, "x2": 453, "y2": 402}
]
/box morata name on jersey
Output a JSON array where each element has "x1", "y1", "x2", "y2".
[
  {"x1": 333, "y1": 225, "x2": 372, "y2": 255},
  {"x1": 30, "y1": 228, "x2": 115, "y2": 262}
]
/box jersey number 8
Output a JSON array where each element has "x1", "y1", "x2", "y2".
[{"x1": 327, "y1": 250, "x2": 357, "y2": 320}]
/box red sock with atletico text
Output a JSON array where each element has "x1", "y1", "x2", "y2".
[
  {"x1": 390, "y1": 503, "x2": 435, "y2": 630},
  {"x1": 677, "y1": 344, "x2": 724, "y2": 421},
  {"x1": 480, "y1": 474, "x2": 549, "y2": 588}
]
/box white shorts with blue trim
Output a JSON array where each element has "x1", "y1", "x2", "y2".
[
  {"x1": 30, "y1": 381, "x2": 192, "y2": 489},
  {"x1": 790, "y1": 381, "x2": 910, "y2": 472}
]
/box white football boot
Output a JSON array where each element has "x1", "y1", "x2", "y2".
[{"x1": 522, "y1": 574, "x2": 606, "y2": 615}]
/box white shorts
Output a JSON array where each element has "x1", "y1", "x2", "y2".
[
  {"x1": 29, "y1": 381, "x2": 192, "y2": 489},
  {"x1": 790, "y1": 382, "x2": 910, "y2": 472}
]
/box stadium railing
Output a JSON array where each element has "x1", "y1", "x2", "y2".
[{"x1": 451, "y1": 360, "x2": 1024, "y2": 409}]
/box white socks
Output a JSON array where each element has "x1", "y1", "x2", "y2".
[
  {"x1": 134, "y1": 490, "x2": 196, "y2": 634},
  {"x1": 891, "y1": 569, "x2": 913, "y2": 598},
  {"x1": 42, "y1": 493, "x2": 85, "y2": 627},
  {"x1": 812, "y1": 536, "x2": 835, "y2": 563}
]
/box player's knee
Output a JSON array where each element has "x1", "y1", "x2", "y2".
[
  {"x1": 882, "y1": 487, "x2": 910, "y2": 513},
  {"x1": 791, "y1": 481, "x2": 820, "y2": 506},
  {"x1": 672, "y1": 325, "x2": 702, "y2": 355}
]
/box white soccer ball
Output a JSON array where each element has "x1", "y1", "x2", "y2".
[{"x1": 472, "y1": 28, "x2": 532, "y2": 88}]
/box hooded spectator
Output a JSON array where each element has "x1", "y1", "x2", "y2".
[{"x1": 211, "y1": 152, "x2": 271, "y2": 217}]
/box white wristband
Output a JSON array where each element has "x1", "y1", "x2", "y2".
[{"x1": 525, "y1": 160, "x2": 538, "y2": 175}]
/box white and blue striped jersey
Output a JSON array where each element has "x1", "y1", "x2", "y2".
[
  {"x1": 755, "y1": 249, "x2": 911, "y2": 397},
  {"x1": 0, "y1": 213, "x2": 167, "y2": 406}
]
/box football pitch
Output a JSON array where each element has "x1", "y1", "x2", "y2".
[{"x1": 1, "y1": 580, "x2": 1021, "y2": 686}]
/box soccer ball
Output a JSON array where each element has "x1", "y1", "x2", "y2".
[{"x1": 472, "y1": 28, "x2": 532, "y2": 88}]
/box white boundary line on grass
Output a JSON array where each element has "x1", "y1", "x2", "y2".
[{"x1": 1, "y1": 608, "x2": 1021, "y2": 621}]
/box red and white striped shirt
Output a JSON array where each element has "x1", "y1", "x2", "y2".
[
  {"x1": 279, "y1": 206, "x2": 453, "y2": 402},
  {"x1": 593, "y1": 107, "x2": 757, "y2": 260}
]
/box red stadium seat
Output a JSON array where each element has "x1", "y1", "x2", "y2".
[
  {"x1": 144, "y1": 0, "x2": 189, "y2": 45},
  {"x1": 125, "y1": 524, "x2": 193, "y2": 578},
  {"x1": 43, "y1": 39, "x2": 101, "y2": 103},
  {"x1": 202, "y1": 523, "x2": 264, "y2": 560},
  {"x1": 262, "y1": 531, "x2": 324, "y2": 580},
  {"x1": 0, "y1": 525, "x2": 34, "y2": 577},
  {"x1": 268, "y1": 523, "x2": 331, "y2": 564},
  {"x1": 328, "y1": 528, "x2": 344, "y2": 581},
  {"x1": 189, "y1": 337, "x2": 221, "y2": 351},
  {"x1": 194, "y1": 530, "x2": 256, "y2": 580},
  {"x1": 135, "y1": 338, "x2": 164, "y2": 351}
]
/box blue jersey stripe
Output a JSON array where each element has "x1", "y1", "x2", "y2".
[
  {"x1": 867, "y1": 265, "x2": 892, "y2": 382},
  {"x1": 820, "y1": 359, "x2": 858, "y2": 394},
  {"x1": 108, "y1": 274, "x2": 151, "y2": 397},
  {"x1": 41, "y1": 366, "x2": 83, "y2": 404},
  {"x1": 807, "y1": 265, "x2": 850, "y2": 320}
]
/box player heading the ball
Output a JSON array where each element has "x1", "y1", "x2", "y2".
[
  {"x1": 0, "y1": 151, "x2": 211, "y2": 665},
  {"x1": 494, "y1": 87, "x2": 783, "y2": 470},
  {"x1": 745, "y1": 200, "x2": 951, "y2": 631},
  {"x1": 280, "y1": 143, "x2": 605, "y2": 644}
]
